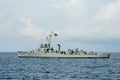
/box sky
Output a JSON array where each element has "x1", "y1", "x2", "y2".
[{"x1": 0, "y1": 0, "x2": 120, "y2": 52}]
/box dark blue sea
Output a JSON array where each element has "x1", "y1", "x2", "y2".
[{"x1": 0, "y1": 52, "x2": 120, "y2": 80}]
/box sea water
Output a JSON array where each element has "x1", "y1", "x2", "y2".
[{"x1": 0, "y1": 52, "x2": 120, "y2": 80}]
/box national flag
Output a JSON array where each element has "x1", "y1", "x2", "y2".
[{"x1": 54, "y1": 33, "x2": 58, "y2": 37}]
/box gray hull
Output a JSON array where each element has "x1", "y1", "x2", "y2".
[{"x1": 18, "y1": 52, "x2": 110, "y2": 58}]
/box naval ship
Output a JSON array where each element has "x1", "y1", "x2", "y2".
[{"x1": 18, "y1": 32, "x2": 110, "y2": 58}]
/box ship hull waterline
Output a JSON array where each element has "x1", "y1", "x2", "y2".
[{"x1": 18, "y1": 53, "x2": 110, "y2": 58}]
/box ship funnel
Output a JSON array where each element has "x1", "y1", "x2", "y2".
[{"x1": 57, "y1": 44, "x2": 61, "y2": 52}]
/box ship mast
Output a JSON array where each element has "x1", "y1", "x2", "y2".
[{"x1": 46, "y1": 31, "x2": 53, "y2": 49}]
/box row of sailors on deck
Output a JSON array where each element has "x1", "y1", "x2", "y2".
[
  {"x1": 41, "y1": 47, "x2": 97, "y2": 55},
  {"x1": 19, "y1": 49, "x2": 97, "y2": 55}
]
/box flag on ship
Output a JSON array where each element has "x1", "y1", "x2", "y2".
[{"x1": 54, "y1": 33, "x2": 58, "y2": 37}]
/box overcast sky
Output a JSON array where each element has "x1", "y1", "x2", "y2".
[{"x1": 0, "y1": 0, "x2": 120, "y2": 52}]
